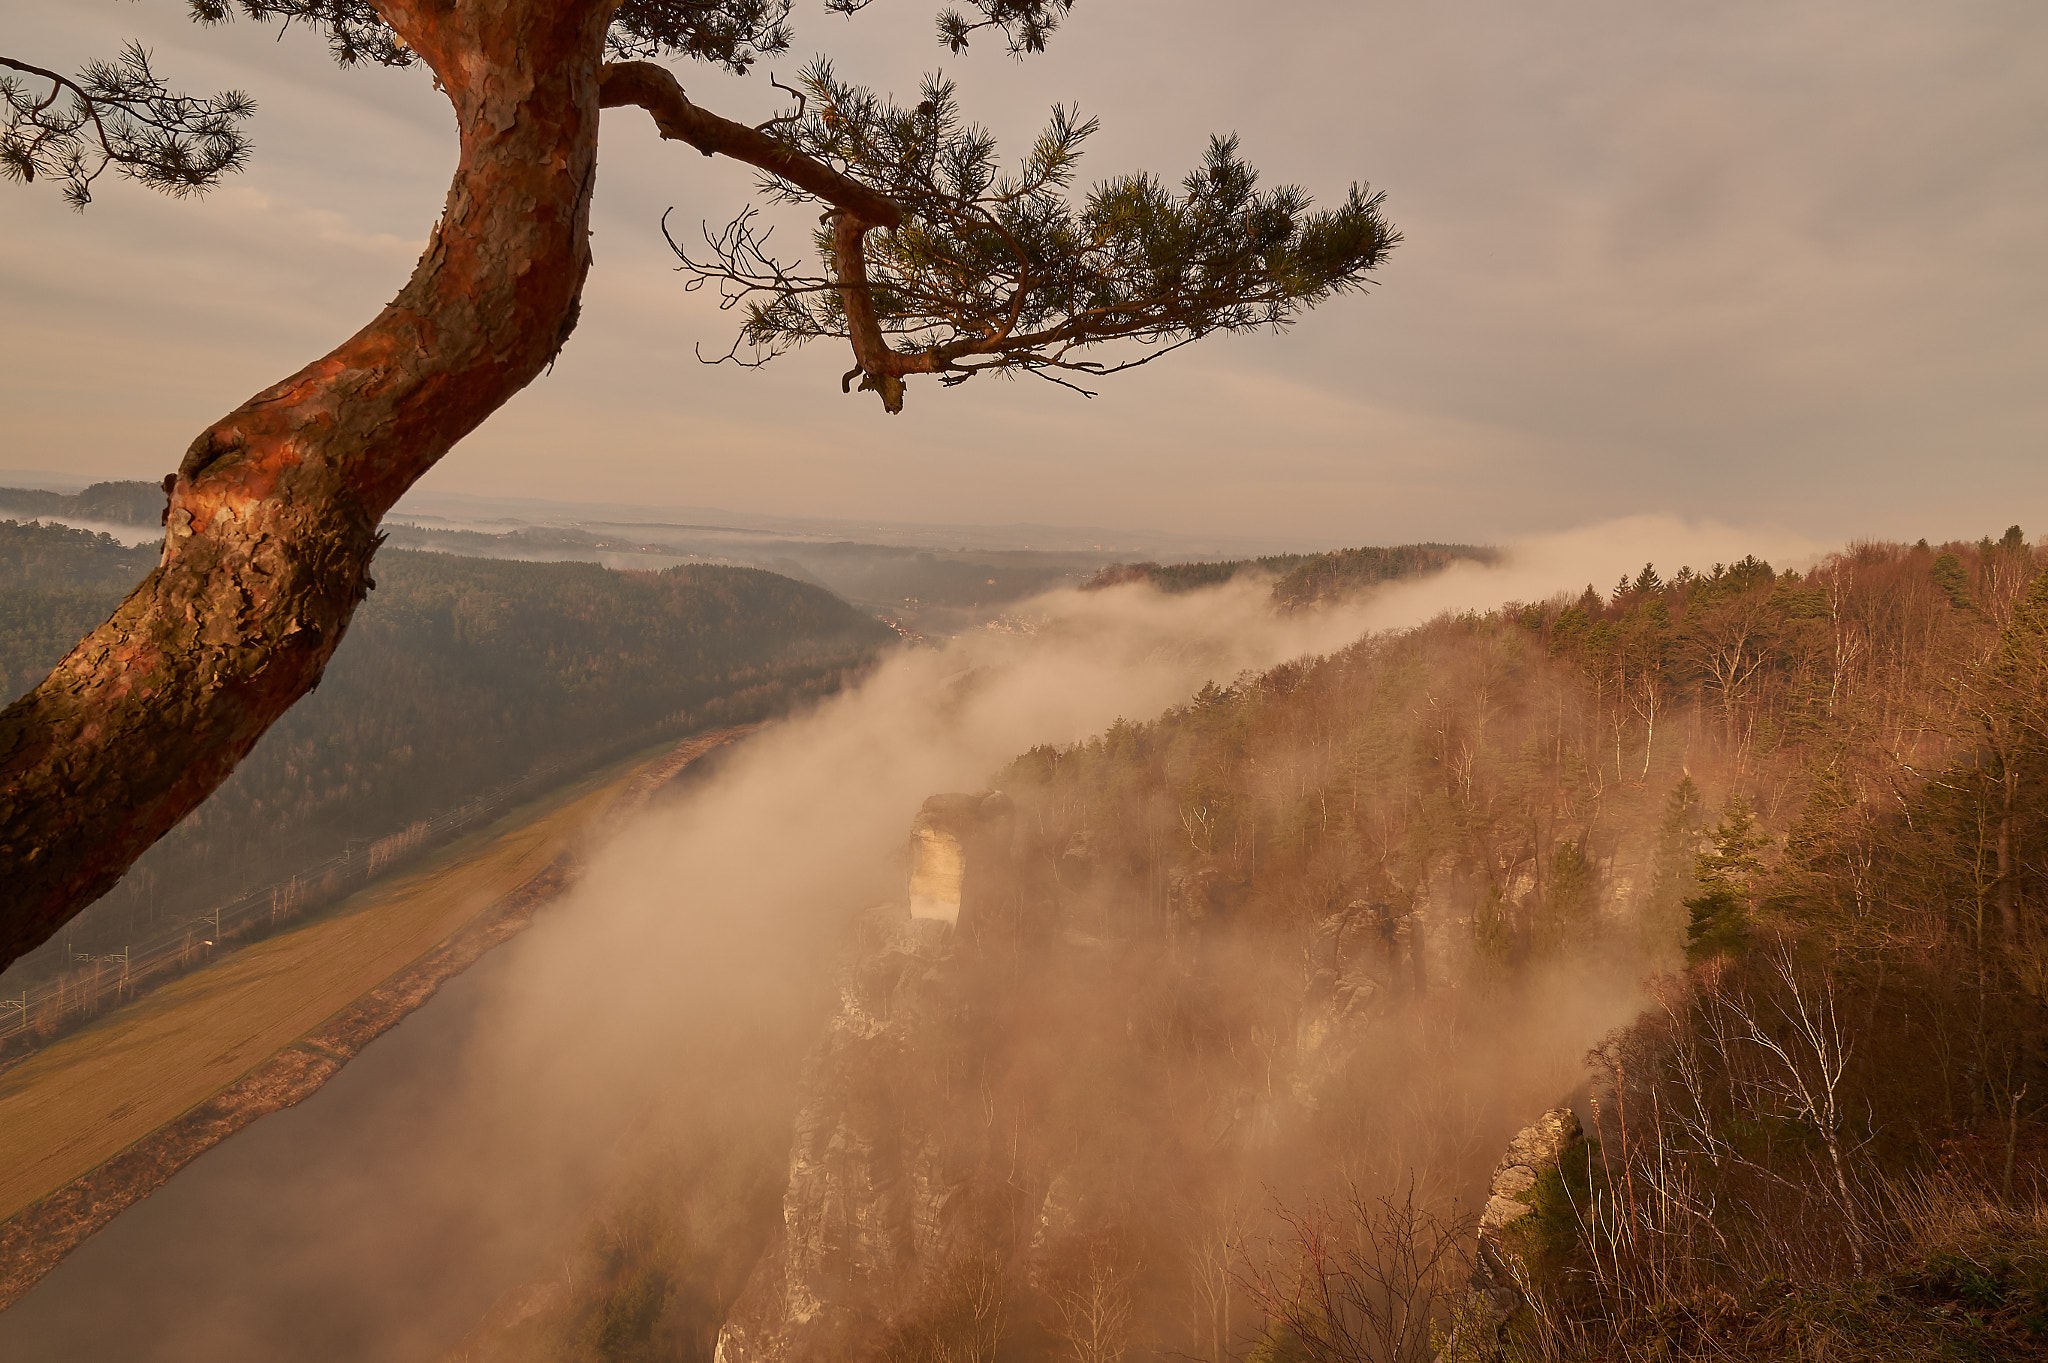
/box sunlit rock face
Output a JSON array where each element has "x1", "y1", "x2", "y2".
[
  {"x1": 907, "y1": 791, "x2": 1013, "y2": 925},
  {"x1": 1438, "y1": 1106, "x2": 1590, "y2": 1360},
  {"x1": 908, "y1": 828, "x2": 965, "y2": 923},
  {"x1": 1294, "y1": 899, "x2": 1422, "y2": 1076},
  {"x1": 713, "y1": 901, "x2": 962, "y2": 1363},
  {"x1": 1479, "y1": 1106, "x2": 1583, "y2": 1238},
  {"x1": 720, "y1": 785, "x2": 1592, "y2": 1363},
  {"x1": 717, "y1": 791, "x2": 1021, "y2": 1363}
]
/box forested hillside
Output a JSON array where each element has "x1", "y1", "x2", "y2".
[
  {"x1": 0, "y1": 523, "x2": 162, "y2": 701},
  {"x1": 1495, "y1": 535, "x2": 2048, "y2": 1359},
  {"x1": 0, "y1": 481, "x2": 162, "y2": 528},
  {"x1": 1084, "y1": 541, "x2": 1493, "y2": 602},
  {"x1": 1019, "y1": 531, "x2": 2048, "y2": 1362},
  {"x1": 384, "y1": 523, "x2": 1124, "y2": 635},
  {"x1": 478, "y1": 530, "x2": 2048, "y2": 1363},
  {"x1": 381, "y1": 520, "x2": 1120, "y2": 634},
  {"x1": 0, "y1": 525, "x2": 892, "y2": 986}
]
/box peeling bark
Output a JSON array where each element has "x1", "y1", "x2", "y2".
[{"x1": 0, "y1": 0, "x2": 612, "y2": 970}]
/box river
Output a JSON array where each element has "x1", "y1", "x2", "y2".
[{"x1": 0, "y1": 937, "x2": 599, "y2": 1362}]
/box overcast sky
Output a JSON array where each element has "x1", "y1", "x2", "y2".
[{"x1": 3, "y1": 0, "x2": 2043, "y2": 550}]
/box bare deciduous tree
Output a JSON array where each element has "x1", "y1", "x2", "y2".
[
  {"x1": 1240, "y1": 1183, "x2": 1471, "y2": 1363},
  {"x1": 1718, "y1": 947, "x2": 1865, "y2": 1274},
  {"x1": 1046, "y1": 1234, "x2": 1135, "y2": 1363},
  {"x1": 884, "y1": 1252, "x2": 1009, "y2": 1363}
]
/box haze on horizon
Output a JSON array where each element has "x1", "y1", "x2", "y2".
[{"x1": 3, "y1": 0, "x2": 2043, "y2": 551}]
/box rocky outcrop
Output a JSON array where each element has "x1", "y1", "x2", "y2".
[
  {"x1": 1440, "y1": 1106, "x2": 1586, "y2": 1361},
  {"x1": 713, "y1": 906, "x2": 967, "y2": 1363},
  {"x1": 1298, "y1": 901, "x2": 1421, "y2": 1048},
  {"x1": 907, "y1": 791, "x2": 1012, "y2": 925},
  {"x1": 718, "y1": 792, "x2": 1023, "y2": 1363},
  {"x1": 1478, "y1": 1106, "x2": 1582, "y2": 1239},
  {"x1": 726, "y1": 790, "x2": 1598, "y2": 1363}
]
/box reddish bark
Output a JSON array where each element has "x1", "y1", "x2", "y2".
[{"x1": 0, "y1": 0, "x2": 612, "y2": 968}]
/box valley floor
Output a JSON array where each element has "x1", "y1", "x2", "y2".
[{"x1": 0, "y1": 728, "x2": 744, "y2": 1305}]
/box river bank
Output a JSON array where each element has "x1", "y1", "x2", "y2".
[{"x1": 0, "y1": 725, "x2": 753, "y2": 1309}]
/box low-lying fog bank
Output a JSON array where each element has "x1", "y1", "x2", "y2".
[{"x1": 0, "y1": 514, "x2": 1807, "y2": 1360}]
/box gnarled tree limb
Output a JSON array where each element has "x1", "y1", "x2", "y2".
[
  {"x1": 599, "y1": 61, "x2": 898, "y2": 228},
  {"x1": 0, "y1": 0, "x2": 611, "y2": 969},
  {"x1": 665, "y1": 65, "x2": 1398, "y2": 413},
  {"x1": 601, "y1": 58, "x2": 915, "y2": 409},
  {"x1": 1, "y1": 0, "x2": 1390, "y2": 967}
]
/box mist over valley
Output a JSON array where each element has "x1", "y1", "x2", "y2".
[
  {"x1": 3, "y1": 0, "x2": 2044, "y2": 1356},
  {"x1": 6, "y1": 489, "x2": 2045, "y2": 1362}
]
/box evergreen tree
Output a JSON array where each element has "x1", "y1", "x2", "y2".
[
  {"x1": 1633, "y1": 563, "x2": 1664, "y2": 595},
  {"x1": 1536, "y1": 838, "x2": 1598, "y2": 955},
  {"x1": 1684, "y1": 793, "x2": 1769, "y2": 961},
  {"x1": 1644, "y1": 776, "x2": 1704, "y2": 958},
  {"x1": 1932, "y1": 552, "x2": 1975, "y2": 612},
  {"x1": 1724, "y1": 555, "x2": 1776, "y2": 595},
  {"x1": 1994, "y1": 563, "x2": 2048, "y2": 698},
  {"x1": 1971, "y1": 566, "x2": 2048, "y2": 949}
]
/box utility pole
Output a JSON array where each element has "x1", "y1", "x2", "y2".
[{"x1": 70, "y1": 944, "x2": 132, "y2": 1010}]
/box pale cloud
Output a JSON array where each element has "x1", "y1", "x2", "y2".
[
  {"x1": 212, "y1": 187, "x2": 423, "y2": 260},
  {"x1": 1358, "y1": 515, "x2": 1829, "y2": 634},
  {"x1": 2, "y1": 0, "x2": 2043, "y2": 549}
]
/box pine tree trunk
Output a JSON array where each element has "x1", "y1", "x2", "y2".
[{"x1": 0, "y1": 0, "x2": 610, "y2": 970}]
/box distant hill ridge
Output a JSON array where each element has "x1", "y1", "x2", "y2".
[
  {"x1": 0, "y1": 481, "x2": 163, "y2": 527},
  {"x1": 1083, "y1": 541, "x2": 1495, "y2": 606},
  {"x1": 0, "y1": 522, "x2": 164, "y2": 701},
  {"x1": 0, "y1": 521, "x2": 893, "y2": 985}
]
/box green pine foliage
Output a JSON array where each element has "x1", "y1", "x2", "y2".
[
  {"x1": 1932, "y1": 551, "x2": 1975, "y2": 613},
  {"x1": 708, "y1": 61, "x2": 1398, "y2": 400},
  {"x1": 1682, "y1": 793, "x2": 1768, "y2": 961}
]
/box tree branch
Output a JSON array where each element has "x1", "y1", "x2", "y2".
[
  {"x1": 1, "y1": 45, "x2": 255, "y2": 208},
  {"x1": 830, "y1": 208, "x2": 910, "y2": 411},
  {"x1": 660, "y1": 61, "x2": 1397, "y2": 412},
  {"x1": 599, "y1": 60, "x2": 899, "y2": 228},
  {"x1": 0, "y1": 0, "x2": 610, "y2": 967},
  {"x1": 602, "y1": 59, "x2": 924, "y2": 408}
]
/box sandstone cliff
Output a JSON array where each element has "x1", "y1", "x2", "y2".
[{"x1": 713, "y1": 787, "x2": 1581, "y2": 1363}]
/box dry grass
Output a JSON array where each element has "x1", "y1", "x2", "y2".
[
  {"x1": 1883, "y1": 1172, "x2": 2048, "y2": 1259},
  {"x1": 1507, "y1": 1173, "x2": 2048, "y2": 1361},
  {"x1": 0, "y1": 753, "x2": 654, "y2": 1224}
]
